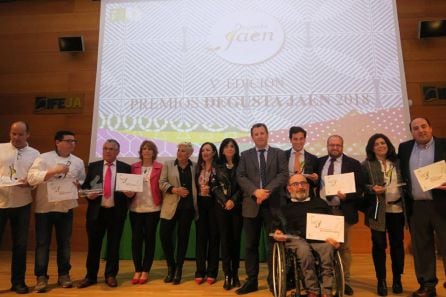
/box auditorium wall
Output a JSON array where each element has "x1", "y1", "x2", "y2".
[{"x1": 0, "y1": 0, "x2": 445, "y2": 253}]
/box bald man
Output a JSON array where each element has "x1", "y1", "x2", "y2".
[{"x1": 0, "y1": 121, "x2": 40, "y2": 294}]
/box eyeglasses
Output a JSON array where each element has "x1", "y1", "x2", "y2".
[
  {"x1": 289, "y1": 181, "x2": 308, "y2": 187},
  {"x1": 61, "y1": 139, "x2": 78, "y2": 144},
  {"x1": 328, "y1": 144, "x2": 342, "y2": 148}
]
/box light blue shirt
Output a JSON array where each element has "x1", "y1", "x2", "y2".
[{"x1": 409, "y1": 138, "x2": 435, "y2": 200}]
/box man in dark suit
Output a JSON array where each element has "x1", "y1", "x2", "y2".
[
  {"x1": 317, "y1": 135, "x2": 362, "y2": 295},
  {"x1": 398, "y1": 117, "x2": 446, "y2": 297},
  {"x1": 235, "y1": 123, "x2": 288, "y2": 295},
  {"x1": 285, "y1": 126, "x2": 319, "y2": 195},
  {"x1": 77, "y1": 139, "x2": 131, "y2": 288}
]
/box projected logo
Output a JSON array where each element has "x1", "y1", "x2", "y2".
[{"x1": 208, "y1": 11, "x2": 284, "y2": 65}]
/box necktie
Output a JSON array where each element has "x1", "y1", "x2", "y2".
[
  {"x1": 327, "y1": 157, "x2": 336, "y2": 175},
  {"x1": 104, "y1": 163, "x2": 112, "y2": 199},
  {"x1": 259, "y1": 149, "x2": 267, "y2": 188},
  {"x1": 294, "y1": 152, "x2": 301, "y2": 173},
  {"x1": 326, "y1": 158, "x2": 336, "y2": 201}
]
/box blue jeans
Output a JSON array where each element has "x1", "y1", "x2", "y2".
[
  {"x1": 34, "y1": 210, "x2": 73, "y2": 277},
  {"x1": 0, "y1": 204, "x2": 31, "y2": 286}
]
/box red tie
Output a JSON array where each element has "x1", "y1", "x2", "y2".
[{"x1": 104, "y1": 163, "x2": 112, "y2": 199}]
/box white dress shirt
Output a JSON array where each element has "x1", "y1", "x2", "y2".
[
  {"x1": 0, "y1": 142, "x2": 39, "y2": 208},
  {"x1": 28, "y1": 150, "x2": 85, "y2": 213},
  {"x1": 130, "y1": 166, "x2": 160, "y2": 213}
]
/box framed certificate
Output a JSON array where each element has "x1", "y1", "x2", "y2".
[
  {"x1": 414, "y1": 160, "x2": 446, "y2": 192},
  {"x1": 47, "y1": 177, "x2": 78, "y2": 202},
  {"x1": 324, "y1": 172, "x2": 356, "y2": 196},
  {"x1": 116, "y1": 173, "x2": 144, "y2": 192},
  {"x1": 306, "y1": 213, "x2": 344, "y2": 243}
]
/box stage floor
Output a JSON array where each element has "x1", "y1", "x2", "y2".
[{"x1": 0, "y1": 251, "x2": 445, "y2": 296}]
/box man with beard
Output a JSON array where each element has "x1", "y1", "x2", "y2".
[
  {"x1": 272, "y1": 173, "x2": 339, "y2": 297},
  {"x1": 317, "y1": 134, "x2": 362, "y2": 295},
  {"x1": 398, "y1": 117, "x2": 446, "y2": 297}
]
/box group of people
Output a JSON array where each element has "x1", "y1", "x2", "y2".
[{"x1": 0, "y1": 118, "x2": 444, "y2": 297}]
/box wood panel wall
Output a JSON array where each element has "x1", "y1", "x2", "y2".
[{"x1": 0, "y1": 0, "x2": 445, "y2": 254}]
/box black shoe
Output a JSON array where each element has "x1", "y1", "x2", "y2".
[
  {"x1": 392, "y1": 278, "x2": 403, "y2": 294},
  {"x1": 344, "y1": 284, "x2": 354, "y2": 295},
  {"x1": 411, "y1": 286, "x2": 436, "y2": 297},
  {"x1": 164, "y1": 266, "x2": 175, "y2": 283},
  {"x1": 10, "y1": 283, "x2": 29, "y2": 294},
  {"x1": 223, "y1": 275, "x2": 232, "y2": 290},
  {"x1": 77, "y1": 278, "x2": 97, "y2": 289},
  {"x1": 172, "y1": 266, "x2": 182, "y2": 285},
  {"x1": 105, "y1": 276, "x2": 118, "y2": 288},
  {"x1": 377, "y1": 279, "x2": 388, "y2": 296},
  {"x1": 235, "y1": 280, "x2": 258, "y2": 295},
  {"x1": 233, "y1": 274, "x2": 241, "y2": 287}
]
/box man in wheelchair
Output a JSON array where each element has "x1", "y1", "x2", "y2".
[{"x1": 272, "y1": 174, "x2": 340, "y2": 297}]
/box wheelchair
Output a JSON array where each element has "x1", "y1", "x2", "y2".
[{"x1": 272, "y1": 240, "x2": 344, "y2": 297}]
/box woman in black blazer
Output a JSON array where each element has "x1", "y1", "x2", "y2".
[{"x1": 211, "y1": 138, "x2": 243, "y2": 290}]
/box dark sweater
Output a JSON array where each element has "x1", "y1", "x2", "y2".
[{"x1": 273, "y1": 197, "x2": 332, "y2": 240}]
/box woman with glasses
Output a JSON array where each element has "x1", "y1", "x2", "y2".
[
  {"x1": 128, "y1": 140, "x2": 163, "y2": 284},
  {"x1": 194, "y1": 142, "x2": 220, "y2": 285},
  {"x1": 361, "y1": 133, "x2": 406, "y2": 296},
  {"x1": 211, "y1": 138, "x2": 243, "y2": 290}
]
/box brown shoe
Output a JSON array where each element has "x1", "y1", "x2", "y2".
[
  {"x1": 412, "y1": 287, "x2": 436, "y2": 297},
  {"x1": 77, "y1": 278, "x2": 97, "y2": 288},
  {"x1": 105, "y1": 276, "x2": 118, "y2": 288}
]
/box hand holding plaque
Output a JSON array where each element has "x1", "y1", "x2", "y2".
[
  {"x1": 414, "y1": 160, "x2": 446, "y2": 192},
  {"x1": 116, "y1": 173, "x2": 144, "y2": 193}
]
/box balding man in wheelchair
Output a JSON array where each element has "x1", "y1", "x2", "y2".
[{"x1": 272, "y1": 173, "x2": 340, "y2": 297}]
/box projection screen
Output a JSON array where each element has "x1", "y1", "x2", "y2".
[{"x1": 91, "y1": 0, "x2": 411, "y2": 161}]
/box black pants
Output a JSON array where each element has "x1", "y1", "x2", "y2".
[
  {"x1": 129, "y1": 211, "x2": 160, "y2": 273},
  {"x1": 159, "y1": 209, "x2": 195, "y2": 268},
  {"x1": 0, "y1": 204, "x2": 30, "y2": 286},
  {"x1": 410, "y1": 200, "x2": 446, "y2": 288},
  {"x1": 195, "y1": 197, "x2": 220, "y2": 278},
  {"x1": 243, "y1": 206, "x2": 274, "y2": 284},
  {"x1": 85, "y1": 207, "x2": 126, "y2": 280},
  {"x1": 216, "y1": 204, "x2": 242, "y2": 276},
  {"x1": 371, "y1": 212, "x2": 405, "y2": 280}
]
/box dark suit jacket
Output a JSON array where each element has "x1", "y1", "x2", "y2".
[
  {"x1": 316, "y1": 154, "x2": 363, "y2": 225},
  {"x1": 398, "y1": 137, "x2": 446, "y2": 218},
  {"x1": 285, "y1": 149, "x2": 319, "y2": 196},
  {"x1": 236, "y1": 146, "x2": 288, "y2": 218},
  {"x1": 82, "y1": 160, "x2": 132, "y2": 221}
]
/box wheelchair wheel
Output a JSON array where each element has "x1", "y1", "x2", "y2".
[
  {"x1": 291, "y1": 252, "x2": 302, "y2": 297},
  {"x1": 272, "y1": 242, "x2": 287, "y2": 297},
  {"x1": 333, "y1": 250, "x2": 345, "y2": 297}
]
